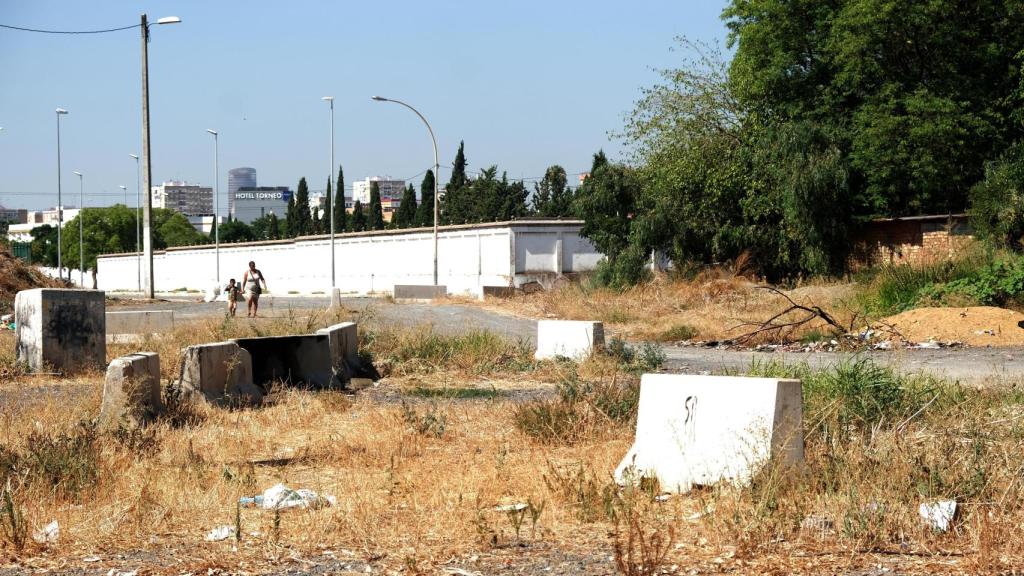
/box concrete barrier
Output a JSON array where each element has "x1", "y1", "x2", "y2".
[
  {"x1": 106, "y1": 310, "x2": 175, "y2": 335},
  {"x1": 233, "y1": 334, "x2": 340, "y2": 389},
  {"x1": 15, "y1": 288, "x2": 106, "y2": 373},
  {"x1": 534, "y1": 320, "x2": 605, "y2": 360},
  {"x1": 98, "y1": 352, "x2": 164, "y2": 431},
  {"x1": 174, "y1": 341, "x2": 263, "y2": 405},
  {"x1": 614, "y1": 374, "x2": 804, "y2": 493},
  {"x1": 393, "y1": 284, "x2": 447, "y2": 301}
]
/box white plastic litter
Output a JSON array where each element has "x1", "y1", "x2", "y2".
[
  {"x1": 493, "y1": 503, "x2": 528, "y2": 513},
  {"x1": 919, "y1": 500, "x2": 957, "y2": 532},
  {"x1": 32, "y1": 520, "x2": 59, "y2": 544},
  {"x1": 259, "y1": 483, "x2": 335, "y2": 510},
  {"x1": 202, "y1": 283, "x2": 222, "y2": 303},
  {"x1": 205, "y1": 525, "x2": 235, "y2": 542}
]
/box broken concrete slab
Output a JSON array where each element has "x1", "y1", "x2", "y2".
[
  {"x1": 15, "y1": 288, "x2": 106, "y2": 373},
  {"x1": 174, "y1": 341, "x2": 263, "y2": 405},
  {"x1": 614, "y1": 374, "x2": 804, "y2": 493},
  {"x1": 98, "y1": 352, "x2": 164, "y2": 431},
  {"x1": 315, "y1": 321, "x2": 378, "y2": 385},
  {"x1": 233, "y1": 334, "x2": 341, "y2": 390},
  {"x1": 534, "y1": 320, "x2": 605, "y2": 360},
  {"x1": 106, "y1": 310, "x2": 175, "y2": 335},
  {"x1": 393, "y1": 284, "x2": 447, "y2": 301}
]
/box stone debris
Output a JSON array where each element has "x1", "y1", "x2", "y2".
[{"x1": 535, "y1": 320, "x2": 605, "y2": 360}]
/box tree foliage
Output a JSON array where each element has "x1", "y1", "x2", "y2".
[
  {"x1": 394, "y1": 183, "x2": 418, "y2": 228},
  {"x1": 532, "y1": 165, "x2": 575, "y2": 217},
  {"x1": 350, "y1": 200, "x2": 367, "y2": 232},
  {"x1": 415, "y1": 170, "x2": 436, "y2": 228},
  {"x1": 368, "y1": 181, "x2": 385, "y2": 230},
  {"x1": 292, "y1": 177, "x2": 312, "y2": 236}
]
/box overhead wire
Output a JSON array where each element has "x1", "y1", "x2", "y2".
[{"x1": 0, "y1": 22, "x2": 140, "y2": 34}]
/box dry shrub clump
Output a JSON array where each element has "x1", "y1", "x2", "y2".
[{"x1": 478, "y1": 274, "x2": 858, "y2": 343}]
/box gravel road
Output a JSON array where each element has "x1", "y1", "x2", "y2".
[{"x1": 110, "y1": 294, "x2": 1024, "y2": 383}]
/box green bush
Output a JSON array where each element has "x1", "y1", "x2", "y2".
[
  {"x1": 859, "y1": 250, "x2": 1006, "y2": 315},
  {"x1": 514, "y1": 374, "x2": 640, "y2": 444},
  {"x1": 917, "y1": 258, "x2": 1024, "y2": 307}
]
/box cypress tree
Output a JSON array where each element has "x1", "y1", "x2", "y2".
[
  {"x1": 285, "y1": 193, "x2": 297, "y2": 237},
  {"x1": 322, "y1": 177, "x2": 332, "y2": 234},
  {"x1": 351, "y1": 200, "x2": 367, "y2": 232},
  {"x1": 441, "y1": 141, "x2": 470, "y2": 224},
  {"x1": 334, "y1": 165, "x2": 347, "y2": 233},
  {"x1": 312, "y1": 205, "x2": 322, "y2": 234},
  {"x1": 394, "y1": 183, "x2": 418, "y2": 228},
  {"x1": 368, "y1": 181, "x2": 385, "y2": 230},
  {"x1": 415, "y1": 170, "x2": 435, "y2": 228},
  {"x1": 294, "y1": 177, "x2": 312, "y2": 236}
]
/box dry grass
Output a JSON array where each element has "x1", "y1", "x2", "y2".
[
  {"x1": 3, "y1": 315, "x2": 1024, "y2": 573},
  {"x1": 469, "y1": 274, "x2": 860, "y2": 343}
]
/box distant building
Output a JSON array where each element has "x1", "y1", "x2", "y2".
[
  {"x1": 152, "y1": 181, "x2": 213, "y2": 217},
  {"x1": 5, "y1": 206, "x2": 80, "y2": 242},
  {"x1": 352, "y1": 177, "x2": 406, "y2": 221},
  {"x1": 228, "y1": 167, "x2": 257, "y2": 217},
  {"x1": 232, "y1": 187, "x2": 292, "y2": 224},
  {"x1": 0, "y1": 206, "x2": 27, "y2": 224}
]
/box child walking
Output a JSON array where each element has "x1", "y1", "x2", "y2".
[{"x1": 226, "y1": 278, "x2": 241, "y2": 317}]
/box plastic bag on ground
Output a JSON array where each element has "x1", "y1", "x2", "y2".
[
  {"x1": 32, "y1": 520, "x2": 59, "y2": 544},
  {"x1": 205, "y1": 525, "x2": 235, "y2": 541},
  {"x1": 259, "y1": 483, "x2": 335, "y2": 510},
  {"x1": 919, "y1": 500, "x2": 957, "y2": 532}
]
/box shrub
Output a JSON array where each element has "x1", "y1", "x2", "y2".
[
  {"x1": 22, "y1": 423, "x2": 100, "y2": 499},
  {"x1": 514, "y1": 373, "x2": 640, "y2": 444},
  {"x1": 657, "y1": 324, "x2": 698, "y2": 342}
]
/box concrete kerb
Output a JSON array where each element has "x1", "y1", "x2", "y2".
[
  {"x1": 106, "y1": 310, "x2": 175, "y2": 335},
  {"x1": 614, "y1": 373, "x2": 804, "y2": 493},
  {"x1": 173, "y1": 341, "x2": 264, "y2": 406},
  {"x1": 316, "y1": 321, "x2": 377, "y2": 386},
  {"x1": 534, "y1": 320, "x2": 605, "y2": 360},
  {"x1": 393, "y1": 284, "x2": 448, "y2": 302},
  {"x1": 15, "y1": 288, "x2": 106, "y2": 373},
  {"x1": 98, "y1": 352, "x2": 164, "y2": 431}
]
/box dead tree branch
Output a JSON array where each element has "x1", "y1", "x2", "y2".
[{"x1": 734, "y1": 285, "x2": 847, "y2": 344}]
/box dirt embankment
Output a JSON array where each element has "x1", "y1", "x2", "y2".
[
  {"x1": 880, "y1": 306, "x2": 1024, "y2": 346},
  {"x1": 0, "y1": 248, "x2": 65, "y2": 312}
]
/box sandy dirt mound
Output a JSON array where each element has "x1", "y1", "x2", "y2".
[
  {"x1": 0, "y1": 248, "x2": 65, "y2": 312},
  {"x1": 880, "y1": 306, "x2": 1024, "y2": 346}
]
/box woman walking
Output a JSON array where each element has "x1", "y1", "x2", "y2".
[{"x1": 242, "y1": 260, "x2": 269, "y2": 318}]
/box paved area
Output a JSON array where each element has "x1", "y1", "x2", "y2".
[{"x1": 107, "y1": 294, "x2": 1024, "y2": 383}]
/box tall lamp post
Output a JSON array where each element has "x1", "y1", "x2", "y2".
[
  {"x1": 129, "y1": 153, "x2": 141, "y2": 292},
  {"x1": 55, "y1": 108, "x2": 68, "y2": 281},
  {"x1": 206, "y1": 128, "x2": 219, "y2": 284},
  {"x1": 73, "y1": 171, "x2": 84, "y2": 286},
  {"x1": 141, "y1": 14, "x2": 181, "y2": 299},
  {"x1": 370, "y1": 96, "x2": 439, "y2": 286},
  {"x1": 321, "y1": 96, "x2": 336, "y2": 293}
]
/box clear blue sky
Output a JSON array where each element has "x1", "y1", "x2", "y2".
[{"x1": 0, "y1": 0, "x2": 730, "y2": 212}]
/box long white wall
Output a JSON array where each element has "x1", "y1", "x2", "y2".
[{"x1": 96, "y1": 221, "x2": 602, "y2": 296}]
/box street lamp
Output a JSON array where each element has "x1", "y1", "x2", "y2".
[
  {"x1": 129, "y1": 153, "x2": 141, "y2": 292},
  {"x1": 207, "y1": 128, "x2": 219, "y2": 284},
  {"x1": 371, "y1": 96, "x2": 440, "y2": 286},
  {"x1": 141, "y1": 13, "x2": 181, "y2": 299},
  {"x1": 321, "y1": 96, "x2": 336, "y2": 294},
  {"x1": 73, "y1": 171, "x2": 84, "y2": 287},
  {"x1": 55, "y1": 108, "x2": 69, "y2": 281}
]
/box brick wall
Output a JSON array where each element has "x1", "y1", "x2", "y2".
[{"x1": 850, "y1": 216, "x2": 975, "y2": 269}]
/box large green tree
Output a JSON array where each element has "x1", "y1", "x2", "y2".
[
  {"x1": 442, "y1": 141, "x2": 473, "y2": 224},
  {"x1": 350, "y1": 200, "x2": 367, "y2": 232},
  {"x1": 218, "y1": 219, "x2": 256, "y2": 243},
  {"x1": 334, "y1": 165, "x2": 347, "y2": 233},
  {"x1": 532, "y1": 165, "x2": 574, "y2": 217}
]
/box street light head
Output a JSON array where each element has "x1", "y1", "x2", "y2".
[
  {"x1": 206, "y1": 129, "x2": 217, "y2": 136},
  {"x1": 322, "y1": 96, "x2": 334, "y2": 101},
  {"x1": 371, "y1": 96, "x2": 387, "y2": 102},
  {"x1": 73, "y1": 171, "x2": 82, "y2": 176},
  {"x1": 129, "y1": 153, "x2": 139, "y2": 160},
  {"x1": 156, "y1": 16, "x2": 181, "y2": 25},
  {"x1": 119, "y1": 185, "x2": 127, "y2": 190},
  {"x1": 56, "y1": 108, "x2": 68, "y2": 114}
]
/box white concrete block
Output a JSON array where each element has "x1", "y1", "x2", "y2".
[
  {"x1": 534, "y1": 320, "x2": 604, "y2": 360},
  {"x1": 615, "y1": 374, "x2": 804, "y2": 493},
  {"x1": 14, "y1": 288, "x2": 106, "y2": 373},
  {"x1": 105, "y1": 310, "x2": 175, "y2": 335},
  {"x1": 98, "y1": 352, "x2": 164, "y2": 430}
]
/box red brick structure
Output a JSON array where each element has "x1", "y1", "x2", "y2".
[{"x1": 850, "y1": 214, "x2": 975, "y2": 269}]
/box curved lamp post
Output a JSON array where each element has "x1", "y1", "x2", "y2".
[{"x1": 370, "y1": 96, "x2": 439, "y2": 286}]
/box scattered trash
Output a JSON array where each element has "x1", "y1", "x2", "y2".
[
  {"x1": 974, "y1": 329, "x2": 996, "y2": 336},
  {"x1": 241, "y1": 484, "x2": 335, "y2": 510},
  {"x1": 492, "y1": 503, "x2": 528, "y2": 513},
  {"x1": 203, "y1": 283, "x2": 222, "y2": 303},
  {"x1": 872, "y1": 340, "x2": 892, "y2": 350},
  {"x1": 0, "y1": 313, "x2": 11, "y2": 323},
  {"x1": 205, "y1": 525, "x2": 236, "y2": 542},
  {"x1": 32, "y1": 520, "x2": 59, "y2": 544},
  {"x1": 800, "y1": 514, "x2": 834, "y2": 533},
  {"x1": 919, "y1": 500, "x2": 957, "y2": 532},
  {"x1": 914, "y1": 340, "x2": 942, "y2": 349},
  {"x1": 83, "y1": 556, "x2": 101, "y2": 562},
  {"x1": 106, "y1": 570, "x2": 138, "y2": 576}
]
